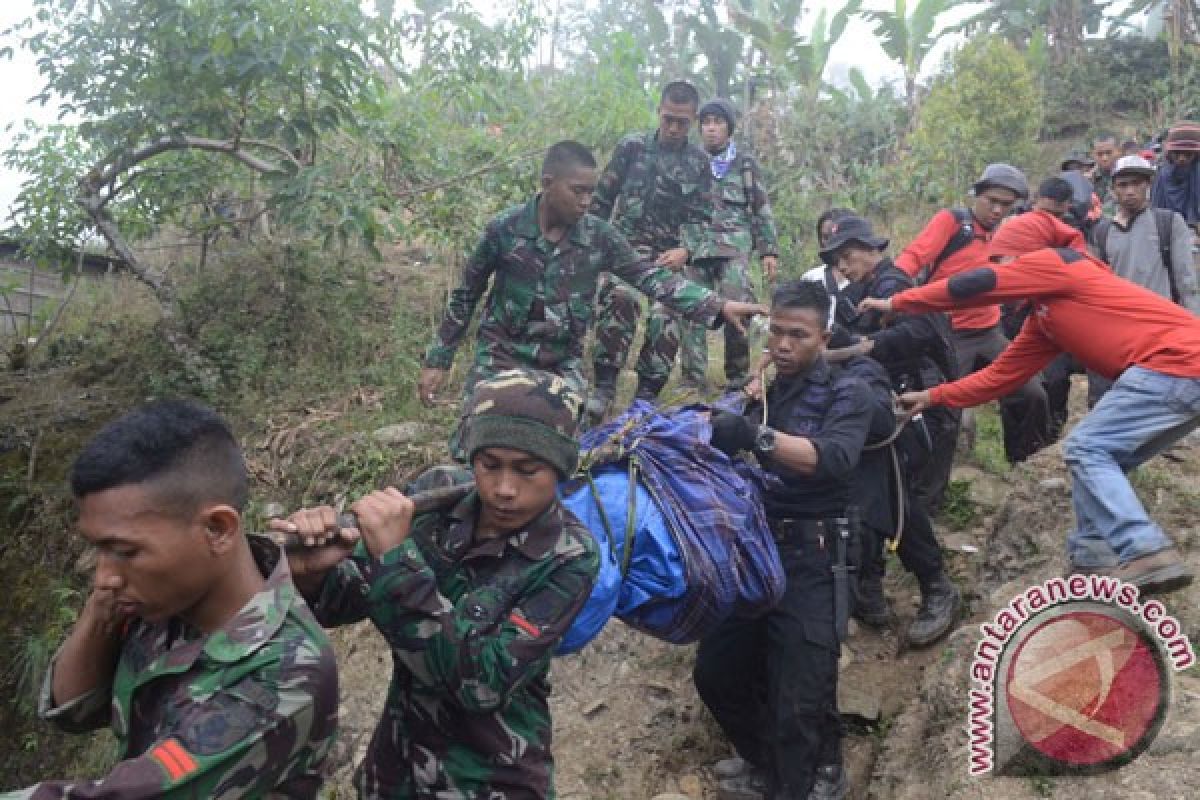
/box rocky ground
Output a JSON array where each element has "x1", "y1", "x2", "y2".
[{"x1": 322, "y1": 378, "x2": 1200, "y2": 800}]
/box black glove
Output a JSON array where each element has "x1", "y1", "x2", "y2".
[{"x1": 710, "y1": 410, "x2": 757, "y2": 457}]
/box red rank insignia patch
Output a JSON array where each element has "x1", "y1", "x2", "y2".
[
  {"x1": 509, "y1": 611, "x2": 540, "y2": 637},
  {"x1": 151, "y1": 737, "x2": 199, "y2": 781}
]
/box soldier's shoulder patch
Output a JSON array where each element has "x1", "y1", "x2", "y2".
[
  {"x1": 150, "y1": 737, "x2": 199, "y2": 782},
  {"x1": 181, "y1": 688, "x2": 270, "y2": 755}
]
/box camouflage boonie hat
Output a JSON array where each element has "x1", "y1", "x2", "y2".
[{"x1": 462, "y1": 369, "x2": 583, "y2": 478}]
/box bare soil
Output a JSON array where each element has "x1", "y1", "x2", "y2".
[{"x1": 322, "y1": 377, "x2": 1200, "y2": 799}]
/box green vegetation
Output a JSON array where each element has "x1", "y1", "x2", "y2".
[
  {"x1": 0, "y1": 0, "x2": 1197, "y2": 786},
  {"x1": 903, "y1": 37, "x2": 1043, "y2": 205},
  {"x1": 939, "y1": 478, "x2": 978, "y2": 531},
  {"x1": 971, "y1": 405, "x2": 1011, "y2": 477}
]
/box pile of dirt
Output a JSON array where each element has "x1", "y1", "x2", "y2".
[{"x1": 871, "y1": 438, "x2": 1199, "y2": 800}]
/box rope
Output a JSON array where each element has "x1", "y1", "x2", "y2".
[
  {"x1": 623, "y1": 458, "x2": 639, "y2": 576},
  {"x1": 585, "y1": 470, "x2": 619, "y2": 566},
  {"x1": 759, "y1": 354, "x2": 769, "y2": 426},
  {"x1": 887, "y1": 443, "x2": 905, "y2": 553},
  {"x1": 863, "y1": 409, "x2": 915, "y2": 451}
]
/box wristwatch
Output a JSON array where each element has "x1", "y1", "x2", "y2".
[{"x1": 754, "y1": 425, "x2": 777, "y2": 456}]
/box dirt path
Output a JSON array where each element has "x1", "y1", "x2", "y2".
[
  {"x1": 321, "y1": 396, "x2": 1199, "y2": 799},
  {"x1": 319, "y1": 465, "x2": 996, "y2": 798}
]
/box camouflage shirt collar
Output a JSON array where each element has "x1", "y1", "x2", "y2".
[
  {"x1": 520, "y1": 194, "x2": 592, "y2": 247},
  {"x1": 443, "y1": 490, "x2": 566, "y2": 561},
  {"x1": 199, "y1": 536, "x2": 297, "y2": 663}
]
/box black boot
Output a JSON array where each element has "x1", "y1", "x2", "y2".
[
  {"x1": 634, "y1": 377, "x2": 665, "y2": 402},
  {"x1": 853, "y1": 570, "x2": 891, "y2": 629},
  {"x1": 907, "y1": 572, "x2": 962, "y2": 647},
  {"x1": 807, "y1": 765, "x2": 848, "y2": 800}
]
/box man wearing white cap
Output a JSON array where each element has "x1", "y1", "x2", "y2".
[{"x1": 1091, "y1": 154, "x2": 1199, "y2": 315}]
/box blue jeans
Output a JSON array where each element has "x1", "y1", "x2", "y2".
[{"x1": 1063, "y1": 366, "x2": 1200, "y2": 567}]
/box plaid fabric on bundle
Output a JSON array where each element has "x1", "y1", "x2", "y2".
[{"x1": 578, "y1": 401, "x2": 784, "y2": 642}]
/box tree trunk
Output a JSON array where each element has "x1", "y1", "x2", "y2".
[{"x1": 68, "y1": 129, "x2": 298, "y2": 396}]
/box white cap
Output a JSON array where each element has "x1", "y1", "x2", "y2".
[{"x1": 1112, "y1": 155, "x2": 1156, "y2": 179}]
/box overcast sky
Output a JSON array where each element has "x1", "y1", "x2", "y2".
[{"x1": 0, "y1": 0, "x2": 969, "y2": 220}]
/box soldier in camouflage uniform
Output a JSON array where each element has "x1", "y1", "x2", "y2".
[
  {"x1": 2, "y1": 401, "x2": 338, "y2": 800},
  {"x1": 417, "y1": 141, "x2": 763, "y2": 419},
  {"x1": 280, "y1": 369, "x2": 600, "y2": 799},
  {"x1": 681, "y1": 98, "x2": 779, "y2": 391},
  {"x1": 588, "y1": 80, "x2": 716, "y2": 412},
  {"x1": 1091, "y1": 132, "x2": 1119, "y2": 216}
]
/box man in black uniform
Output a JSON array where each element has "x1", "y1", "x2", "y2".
[
  {"x1": 818, "y1": 215, "x2": 963, "y2": 647},
  {"x1": 694, "y1": 280, "x2": 880, "y2": 800}
]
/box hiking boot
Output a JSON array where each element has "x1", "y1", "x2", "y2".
[
  {"x1": 585, "y1": 386, "x2": 614, "y2": 428},
  {"x1": 713, "y1": 756, "x2": 749, "y2": 779},
  {"x1": 907, "y1": 572, "x2": 962, "y2": 648},
  {"x1": 853, "y1": 572, "x2": 891, "y2": 629},
  {"x1": 725, "y1": 374, "x2": 751, "y2": 392},
  {"x1": 716, "y1": 767, "x2": 767, "y2": 800},
  {"x1": 808, "y1": 765, "x2": 848, "y2": 800},
  {"x1": 1113, "y1": 547, "x2": 1194, "y2": 595},
  {"x1": 634, "y1": 378, "x2": 665, "y2": 402},
  {"x1": 1062, "y1": 562, "x2": 1115, "y2": 578},
  {"x1": 676, "y1": 377, "x2": 708, "y2": 402}
]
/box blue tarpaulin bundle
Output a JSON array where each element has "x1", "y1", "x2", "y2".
[{"x1": 556, "y1": 401, "x2": 784, "y2": 653}]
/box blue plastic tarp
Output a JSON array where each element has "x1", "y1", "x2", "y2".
[{"x1": 554, "y1": 402, "x2": 784, "y2": 653}]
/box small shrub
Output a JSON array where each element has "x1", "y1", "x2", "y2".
[{"x1": 939, "y1": 478, "x2": 977, "y2": 531}]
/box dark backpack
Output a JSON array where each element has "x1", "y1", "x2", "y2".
[
  {"x1": 916, "y1": 208, "x2": 975, "y2": 285},
  {"x1": 1092, "y1": 210, "x2": 1181, "y2": 304}
]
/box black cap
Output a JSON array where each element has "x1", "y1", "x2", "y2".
[{"x1": 818, "y1": 215, "x2": 889, "y2": 265}]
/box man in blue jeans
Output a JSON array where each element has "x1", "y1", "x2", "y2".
[{"x1": 860, "y1": 210, "x2": 1199, "y2": 594}]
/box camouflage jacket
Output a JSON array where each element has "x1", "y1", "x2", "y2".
[
  {"x1": 424, "y1": 194, "x2": 722, "y2": 380},
  {"x1": 691, "y1": 149, "x2": 780, "y2": 261},
  {"x1": 3, "y1": 537, "x2": 339, "y2": 800},
  {"x1": 1093, "y1": 169, "x2": 1116, "y2": 216},
  {"x1": 590, "y1": 130, "x2": 713, "y2": 256},
  {"x1": 308, "y1": 466, "x2": 599, "y2": 799}
]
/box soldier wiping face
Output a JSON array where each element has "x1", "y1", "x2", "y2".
[
  {"x1": 462, "y1": 369, "x2": 582, "y2": 535},
  {"x1": 72, "y1": 402, "x2": 251, "y2": 629},
  {"x1": 767, "y1": 282, "x2": 832, "y2": 377}
]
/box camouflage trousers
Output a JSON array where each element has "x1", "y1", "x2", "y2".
[
  {"x1": 680, "y1": 255, "x2": 755, "y2": 387},
  {"x1": 592, "y1": 274, "x2": 680, "y2": 400}
]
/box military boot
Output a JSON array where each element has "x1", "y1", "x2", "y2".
[
  {"x1": 807, "y1": 765, "x2": 848, "y2": 800},
  {"x1": 852, "y1": 570, "x2": 891, "y2": 629},
  {"x1": 907, "y1": 572, "x2": 962, "y2": 647},
  {"x1": 713, "y1": 756, "x2": 749, "y2": 779},
  {"x1": 716, "y1": 768, "x2": 767, "y2": 800},
  {"x1": 634, "y1": 377, "x2": 666, "y2": 403}
]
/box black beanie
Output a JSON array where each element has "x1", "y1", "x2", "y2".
[{"x1": 698, "y1": 98, "x2": 737, "y2": 135}]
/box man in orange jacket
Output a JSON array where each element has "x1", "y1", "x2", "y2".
[
  {"x1": 859, "y1": 211, "x2": 1198, "y2": 594},
  {"x1": 895, "y1": 164, "x2": 1051, "y2": 466}
]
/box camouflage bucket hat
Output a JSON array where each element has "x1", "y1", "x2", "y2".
[{"x1": 462, "y1": 369, "x2": 583, "y2": 478}]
